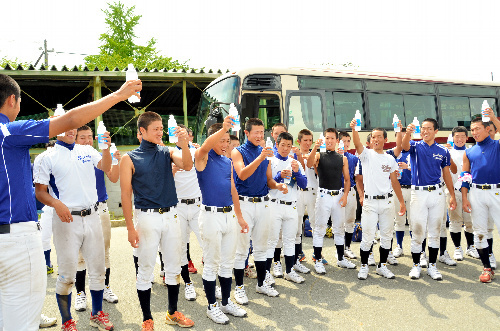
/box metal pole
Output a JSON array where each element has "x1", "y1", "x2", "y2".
[
  {"x1": 93, "y1": 76, "x2": 103, "y2": 149},
  {"x1": 182, "y1": 81, "x2": 188, "y2": 126},
  {"x1": 44, "y1": 39, "x2": 49, "y2": 67}
]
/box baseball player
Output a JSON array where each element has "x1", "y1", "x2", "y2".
[
  {"x1": 306, "y1": 128, "x2": 354, "y2": 275},
  {"x1": 402, "y1": 118, "x2": 457, "y2": 281},
  {"x1": 120, "y1": 111, "x2": 194, "y2": 330},
  {"x1": 195, "y1": 117, "x2": 249, "y2": 324},
  {"x1": 350, "y1": 121, "x2": 406, "y2": 279},
  {"x1": 231, "y1": 118, "x2": 288, "y2": 302}
]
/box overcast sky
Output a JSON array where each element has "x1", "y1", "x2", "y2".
[{"x1": 2, "y1": 0, "x2": 499, "y2": 82}]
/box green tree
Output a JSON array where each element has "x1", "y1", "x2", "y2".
[
  {"x1": 85, "y1": 1, "x2": 192, "y2": 71},
  {"x1": 0, "y1": 56, "x2": 30, "y2": 69}
]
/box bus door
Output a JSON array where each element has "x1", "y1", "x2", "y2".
[
  {"x1": 240, "y1": 92, "x2": 281, "y2": 142},
  {"x1": 285, "y1": 90, "x2": 326, "y2": 142}
]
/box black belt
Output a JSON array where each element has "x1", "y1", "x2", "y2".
[
  {"x1": 319, "y1": 188, "x2": 341, "y2": 196},
  {"x1": 270, "y1": 199, "x2": 293, "y2": 205},
  {"x1": 414, "y1": 183, "x2": 444, "y2": 191},
  {"x1": 472, "y1": 184, "x2": 500, "y2": 190},
  {"x1": 205, "y1": 206, "x2": 233, "y2": 213},
  {"x1": 140, "y1": 206, "x2": 175, "y2": 214},
  {"x1": 97, "y1": 200, "x2": 107, "y2": 205},
  {"x1": 365, "y1": 193, "x2": 393, "y2": 200},
  {"x1": 401, "y1": 185, "x2": 411, "y2": 189},
  {"x1": 180, "y1": 198, "x2": 200, "y2": 205},
  {"x1": 300, "y1": 187, "x2": 314, "y2": 192},
  {"x1": 239, "y1": 196, "x2": 270, "y2": 203},
  {"x1": 71, "y1": 204, "x2": 98, "y2": 217},
  {"x1": 0, "y1": 224, "x2": 10, "y2": 234}
]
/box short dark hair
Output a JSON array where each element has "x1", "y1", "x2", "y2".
[
  {"x1": 452, "y1": 126, "x2": 468, "y2": 137},
  {"x1": 208, "y1": 123, "x2": 226, "y2": 137},
  {"x1": 0, "y1": 74, "x2": 20, "y2": 108},
  {"x1": 422, "y1": 118, "x2": 439, "y2": 130},
  {"x1": 338, "y1": 131, "x2": 351, "y2": 140},
  {"x1": 488, "y1": 121, "x2": 497, "y2": 130},
  {"x1": 45, "y1": 140, "x2": 56, "y2": 148},
  {"x1": 324, "y1": 128, "x2": 338, "y2": 139},
  {"x1": 178, "y1": 124, "x2": 187, "y2": 130},
  {"x1": 297, "y1": 129, "x2": 313, "y2": 141},
  {"x1": 229, "y1": 134, "x2": 239, "y2": 141},
  {"x1": 471, "y1": 117, "x2": 489, "y2": 128},
  {"x1": 277, "y1": 132, "x2": 293, "y2": 145},
  {"x1": 137, "y1": 111, "x2": 162, "y2": 132},
  {"x1": 372, "y1": 127, "x2": 387, "y2": 139},
  {"x1": 272, "y1": 123, "x2": 287, "y2": 132},
  {"x1": 77, "y1": 125, "x2": 92, "y2": 132},
  {"x1": 245, "y1": 118, "x2": 264, "y2": 132},
  {"x1": 366, "y1": 133, "x2": 372, "y2": 144}
]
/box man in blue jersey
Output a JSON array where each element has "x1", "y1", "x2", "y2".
[
  {"x1": 402, "y1": 118, "x2": 456, "y2": 281},
  {"x1": 195, "y1": 117, "x2": 249, "y2": 324},
  {"x1": 0, "y1": 74, "x2": 140, "y2": 331}
]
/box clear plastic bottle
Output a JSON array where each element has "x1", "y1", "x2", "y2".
[
  {"x1": 266, "y1": 137, "x2": 273, "y2": 160},
  {"x1": 228, "y1": 103, "x2": 240, "y2": 131},
  {"x1": 447, "y1": 134, "x2": 454, "y2": 148},
  {"x1": 393, "y1": 114, "x2": 400, "y2": 132},
  {"x1": 397, "y1": 165, "x2": 403, "y2": 179},
  {"x1": 110, "y1": 143, "x2": 118, "y2": 165},
  {"x1": 355, "y1": 110, "x2": 362, "y2": 131},
  {"x1": 413, "y1": 117, "x2": 421, "y2": 139},
  {"x1": 482, "y1": 100, "x2": 490, "y2": 122},
  {"x1": 319, "y1": 133, "x2": 326, "y2": 153},
  {"x1": 126, "y1": 64, "x2": 140, "y2": 103},
  {"x1": 168, "y1": 115, "x2": 178, "y2": 143},
  {"x1": 54, "y1": 104, "x2": 65, "y2": 137},
  {"x1": 339, "y1": 139, "x2": 344, "y2": 154},
  {"x1": 284, "y1": 159, "x2": 292, "y2": 185},
  {"x1": 97, "y1": 121, "x2": 108, "y2": 150}
]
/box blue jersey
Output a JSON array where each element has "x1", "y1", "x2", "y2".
[
  {"x1": 406, "y1": 140, "x2": 450, "y2": 186},
  {"x1": 386, "y1": 149, "x2": 411, "y2": 185},
  {"x1": 234, "y1": 141, "x2": 269, "y2": 197},
  {"x1": 466, "y1": 136, "x2": 500, "y2": 184},
  {"x1": 342, "y1": 152, "x2": 358, "y2": 188},
  {"x1": 0, "y1": 114, "x2": 50, "y2": 225},
  {"x1": 197, "y1": 150, "x2": 233, "y2": 207}
]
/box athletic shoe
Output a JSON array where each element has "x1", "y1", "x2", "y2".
[
  {"x1": 490, "y1": 253, "x2": 497, "y2": 269},
  {"x1": 312, "y1": 254, "x2": 328, "y2": 265},
  {"x1": 61, "y1": 319, "x2": 78, "y2": 331},
  {"x1": 409, "y1": 264, "x2": 421, "y2": 279},
  {"x1": 215, "y1": 286, "x2": 222, "y2": 300},
  {"x1": 466, "y1": 246, "x2": 480, "y2": 259},
  {"x1": 188, "y1": 260, "x2": 197, "y2": 274},
  {"x1": 387, "y1": 251, "x2": 398, "y2": 265},
  {"x1": 256, "y1": 283, "x2": 279, "y2": 297},
  {"x1": 420, "y1": 252, "x2": 428, "y2": 268},
  {"x1": 141, "y1": 319, "x2": 154, "y2": 331},
  {"x1": 454, "y1": 247, "x2": 464, "y2": 261},
  {"x1": 344, "y1": 247, "x2": 357, "y2": 259},
  {"x1": 40, "y1": 314, "x2": 57, "y2": 328},
  {"x1": 165, "y1": 311, "x2": 195, "y2": 328},
  {"x1": 265, "y1": 270, "x2": 275, "y2": 286},
  {"x1": 220, "y1": 298, "x2": 247, "y2": 317},
  {"x1": 337, "y1": 258, "x2": 356, "y2": 269},
  {"x1": 368, "y1": 252, "x2": 376, "y2": 266},
  {"x1": 393, "y1": 245, "x2": 404, "y2": 258},
  {"x1": 358, "y1": 264, "x2": 369, "y2": 280},
  {"x1": 206, "y1": 302, "x2": 229, "y2": 325},
  {"x1": 439, "y1": 251, "x2": 457, "y2": 266},
  {"x1": 244, "y1": 265, "x2": 257, "y2": 278},
  {"x1": 284, "y1": 269, "x2": 305, "y2": 283},
  {"x1": 47, "y1": 266, "x2": 54, "y2": 275},
  {"x1": 104, "y1": 286, "x2": 119, "y2": 303},
  {"x1": 479, "y1": 268, "x2": 495, "y2": 283},
  {"x1": 314, "y1": 261, "x2": 326, "y2": 274},
  {"x1": 427, "y1": 263, "x2": 443, "y2": 281},
  {"x1": 89, "y1": 311, "x2": 114, "y2": 330},
  {"x1": 234, "y1": 285, "x2": 248, "y2": 305},
  {"x1": 294, "y1": 260, "x2": 310, "y2": 274},
  {"x1": 376, "y1": 263, "x2": 395, "y2": 279},
  {"x1": 75, "y1": 291, "x2": 87, "y2": 312},
  {"x1": 298, "y1": 252, "x2": 306, "y2": 262},
  {"x1": 273, "y1": 261, "x2": 283, "y2": 278},
  {"x1": 185, "y1": 282, "x2": 196, "y2": 301}
]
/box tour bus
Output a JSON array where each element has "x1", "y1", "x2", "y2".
[{"x1": 195, "y1": 67, "x2": 500, "y2": 146}]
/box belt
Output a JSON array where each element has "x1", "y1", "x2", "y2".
[
  {"x1": 413, "y1": 183, "x2": 444, "y2": 191},
  {"x1": 97, "y1": 200, "x2": 107, "y2": 205},
  {"x1": 300, "y1": 187, "x2": 315, "y2": 192},
  {"x1": 401, "y1": 185, "x2": 411, "y2": 189},
  {"x1": 205, "y1": 206, "x2": 233, "y2": 213},
  {"x1": 70, "y1": 204, "x2": 98, "y2": 217},
  {"x1": 0, "y1": 223, "x2": 10, "y2": 234},
  {"x1": 365, "y1": 193, "x2": 393, "y2": 200},
  {"x1": 319, "y1": 188, "x2": 341, "y2": 196},
  {"x1": 180, "y1": 197, "x2": 201, "y2": 205},
  {"x1": 239, "y1": 196, "x2": 270, "y2": 203},
  {"x1": 140, "y1": 206, "x2": 176, "y2": 214},
  {"x1": 270, "y1": 199, "x2": 294, "y2": 205},
  {"x1": 471, "y1": 183, "x2": 500, "y2": 190}
]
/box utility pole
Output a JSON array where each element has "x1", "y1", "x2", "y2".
[{"x1": 34, "y1": 39, "x2": 54, "y2": 67}]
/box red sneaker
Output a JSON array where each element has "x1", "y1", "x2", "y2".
[
  {"x1": 141, "y1": 319, "x2": 154, "y2": 330},
  {"x1": 61, "y1": 319, "x2": 78, "y2": 331},
  {"x1": 479, "y1": 268, "x2": 495, "y2": 283},
  {"x1": 90, "y1": 311, "x2": 114, "y2": 330},
  {"x1": 188, "y1": 260, "x2": 197, "y2": 274},
  {"x1": 165, "y1": 311, "x2": 194, "y2": 328}
]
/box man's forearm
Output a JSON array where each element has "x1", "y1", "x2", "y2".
[{"x1": 121, "y1": 192, "x2": 134, "y2": 231}]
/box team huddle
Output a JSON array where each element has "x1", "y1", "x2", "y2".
[{"x1": 1, "y1": 73, "x2": 500, "y2": 331}]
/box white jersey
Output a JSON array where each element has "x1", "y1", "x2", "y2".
[
  {"x1": 33, "y1": 143, "x2": 101, "y2": 209},
  {"x1": 302, "y1": 152, "x2": 318, "y2": 189},
  {"x1": 358, "y1": 147, "x2": 398, "y2": 196},
  {"x1": 270, "y1": 156, "x2": 305, "y2": 202},
  {"x1": 449, "y1": 148, "x2": 465, "y2": 184},
  {"x1": 170, "y1": 146, "x2": 201, "y2": 199}
]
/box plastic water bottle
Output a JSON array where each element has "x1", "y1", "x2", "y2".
[
  {"x1": 413, "y1": 117, "x2": 421, "y2": 139},
  {"x1": 110, "y1": 143, "x2": 118, "y2": 165},
  {"x1": 168, "y1": 115, "x2": 178, "y2": 143},
  {"x1": 339, "y1": 140, "x2": 344, "y2": 154},
  {"x1": 97, "y1": 121, "x2": 108, "y2": 150},
  {"x1": 355, "y1": 110, "x2": 361, "y2": 131},
  {"x1": 393, "y1": 114, "x2": 400, "y2": 132},
  {"x1": 284, "y1": 159, "x2": 293, "y2": 185},
  {"x1": 126, "y1": 64, "x2": 140, "y2": 103},
  {"x1": 447, "y1": 134, "x2": 454, "y2": 148},
  {"x1": 397, "y1": 165, "x2": 403, "y2": 179},
  {"x1": 319, "y1": 133, "x2": 326, "y2": 153},
  {"x1": 482, "y1": 100, "x2": 490, "y2": 122},
  {"x1": 54, "y1": 104, "x2": 65, "y2": 137},
  {"x1": 228, "y1": 103, "x2": 240, "y2": 132},
  {"x1": 266, "y1": 137, "x2": 273, "y2": 160}
]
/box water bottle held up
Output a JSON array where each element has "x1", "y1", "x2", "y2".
[
  {"x1": 355, "y1": 110, "x2": 361, "y2": 131},
  {"x1": 97, "y1": 121, "x2": 108, "y2": 150},
  {"x1": 284, "y1": 159, "x2": 293, "y2": 185},
  {"x1": 393, "y1": 114, "x2": 400, "y2": 132},
  {"x1": 228, "y1": 103, "x2": 240, "y2": 132},
  {"x1": 168, "y1": 115, "x2": 178, "y2": 143},
  {"x1": 126, "y1": 64, "x2": 140, "y2": 103},
  {"x1": 447, "y1": 134, "x2": 454, "y2": 147},
  {"x1": 110, "y1": 143, "x2": 118, "y2": 165},
  {"x1": 482, "y1": 100, "x2": 490, "y2": 122},
  {"x1": 319, "y1": 133, "x2": 326, "y2": 153},
  {"x1": 413, "y1": 117, "x2": 421, "y2": 139},
  {"x1": 339, "y1": 139, "x2": 344, "y2": 153},
  {"x1": 54, "y1": 104, "x2": 66, "y2": 137},
  {"x1": 266, "y1": 137, "x2": 273, "y2": 160}
]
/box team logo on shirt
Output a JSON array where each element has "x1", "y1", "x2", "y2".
[
  {"x1": 433, "y1": 154, "x2": 444, "y2": 161},
  {"x1": 77, "y1": 155, "x2": 92, "y2": 163},
  {"x1": 381, "y1": 165, "x2": 392, "y2": 172}
]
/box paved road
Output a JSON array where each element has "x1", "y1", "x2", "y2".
[{"x1": 41, "y1": 226, "x2": 500, "y2": 330}]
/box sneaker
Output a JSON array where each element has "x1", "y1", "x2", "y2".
[
  {"x1": 220, "y1": 298, "x2": 247, "y2": 317},
  {"x1": 47, "y1": 266, "x2": 54, "y2": 275},
  {"x1": 215, "y1": 286, "x2": 222, "y2": 300},
  {"x1": 490, "y1": 253, "x2": 497, "y2": 270},
  {"x1": 427, "y1": 263, "x2": 443, "y2": 281},
  {"x1": 75, "y1": 291, "x2": 87, "y2": 312},
  {"x1": 358, "y1": 264, "x2": 369, "y2": 280},
  {"x1": 185, "y1": 282, "x2": 196, "y2": 301},
  {"x1": 294, "y1": 260, "x2": 310, "y2": 274},
  {"x1": 256, "y1": 283, "x2": 279, "y2": 297},
  {"x1": 234, "y1": 285, "x2": 248, "y2": 305},
  {"x1": 141, "y1": 319, "x2": 154, "y2": 331},
  {"x1": 376, "y1": 263, "x2": 395, "y2": 279},
  {"x1": 265, "y1": 270, "x2": 275, "y2": 286},
  {"x1": 420, "y1": 252, "x2": 428, "y2": 268},
  {"x1": 439, "y1": 251, "x2": 457, "y2": 266},
  {"x1": 368, "y1": 252, "x2": 376, "y2": 266},
  {"x1": 284, "y1": 269, "x2": 305, "y2": 283},
  {"x1": 298, "y1": 252, "x2": 306, "y2": 262},
  {"x1": 393, "y1": 245, "x2": 404, "y2": 258},
  {"x1": 61, "y1": 319, "x2": 78, "y2": 331},
  {"x1": 104, "y1": 286, "x2": 119, "y2": 303},
  {"x1": 312, "y1": 254, "x2": 328, "y2": 265},
  {"x1": 40, "y1": 314, "x2": 57, "y2": 328},
  {"x1": 344, "y1": 247, "x2": 357, "y2": 259},
  {"x1": 206, "y1": 302, "x2": 229, "y2": 325},
  {"x1": 244, "y1": 265, "x2": 257, "y2": 278},
  {"x1": 166, "y1": 311, "x2": 195, "y2": 328},
  {"x1": 453, "y1": 246, "x2": 464, "y2": 261},
  {"x1": 479, "y1": 268, "x2": 495, "y2": 283},
  {"x1": 188, "y1": 260, "x2": 197, "y2": 274},
  {"x1": 387, "y1": 251, "x2": 398, "y2": 265},
  {"x1": 273, "y1": 261, "x2": 283, "y2": 278},
  {"x1": 314, "y1": 261, "x2": 326, "y2": 274},
  {"x1": 466, "y1": 246, "x2": 480, "y2": 259},
  {"x1": 89, "y1": 311, "x2": 114, "y2": 330},
  {"x1": 337, "y1": 258, "x2": 356, "y2": 269},
  {"x1": 409, "y1": 264, "x2": 421, "y2": 279}
]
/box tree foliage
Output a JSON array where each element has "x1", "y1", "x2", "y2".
[
  {"x1": 0, "y1": 56, "x2": 31, "y2": 69},
  {"x1": 85, "y1": 1, "x2": 192, "y2": 71}
]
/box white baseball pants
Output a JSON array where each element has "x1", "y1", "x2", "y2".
[
  {"x1": 360, "y1": 198, "x2": 395, "y2": 251},
  {"x1": 313, "y1": 191, "x2": 345, "y2": 247},
  {"x1": 40, "y1": 206, "x2": 53, "y2": 251},
  {"x1": 469, "y1": 187, "x2": 500, "y2": 249},
  {"x1": 394, "y1": 187, "x2": 411, "y2": 231},
  {"x1": 344, "y1": 188, "x2": 357, "y2": 233},
  {"x1": 296, "y1": 188, "x2": 316, "y2": 244},
  {"x1": 267, "y1": 202, "x2": 299, "y2": 259},
  {"x1": 177, "y1": 201, "x2": 201, "y2": 266}
]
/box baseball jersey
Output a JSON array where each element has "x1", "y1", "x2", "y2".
[
  {"x1": 317, "y1": 151, "x2": 343, "y2": 190},
  {"x1": 465, "y1": 136, "x2": 500, "y2": 184},
  {"x1": 386, "y1": 149, "x2": 411, "y2": 186},
  {"x1": 358, "y1": 147, "x2": 398, "y2": 196},
  {"x1": 234, "y1": 141, "x2": 269, "y2": 197},
  {"x1": 171, "y1": 146, "x2": 201, "y2": 199},
  {"x1": 449, "y1": 146, "x2": 466, "y2": 184},
  {"x1": 342, "y1": 152, "x2": 359, "y2": 188},
  {"x1": 270, "y1": 153, "x2": 307, "y2": 202},
  {"x1": 196, "y1": 149, "x2": 232, "y2": 207},
  {"x1": 406, "y1": 140, "x2": 451, "y2": 186}
]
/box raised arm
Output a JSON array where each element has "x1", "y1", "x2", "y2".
[
  {"x1": 231, "y1": 144, "x2": 272, "y2": 181},
  {"x1": 393, "y1": 121, "x2": 404, "y2": 157},
  {"x1": 171, "y1": 128, "x2": 193, "y2": 171},
  {"x1": 106, "y1": 150, "x2": 121, "y2": 183},
  {"x1": 402, "y1": 124, "x2": 415, "y2": 151},
  {"x1": 306, "y1": 138, "x2": 321, "y2": 168},
  {"x1": 350, "y1": 118, "x2": 364, "y2": 155},
  {"x1": 195, "y1": 115, "x2": 234, "y2": 172}
]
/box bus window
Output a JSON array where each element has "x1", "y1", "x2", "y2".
[
  {"x1": 470, "y1": 97, "x2": 496, "y2": 120},
  {"x1": 367, "y1": 93, "x2": 404, "y2": 129},
  {"x1": 241, "y1": 93, "x2": 280, "y2": 138},
  {"x1": 440, "y1": 96, "x2": 470, "y2": 129},
  {"x1": 404, "y1": 95, "x2": 436, "y2": 126},
  {"x1": 286, "y1": 91, "x2": 324, "y2": 141},
  {"x1": 332, "y1": 92, "x2": 364, "y2": 130}
]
